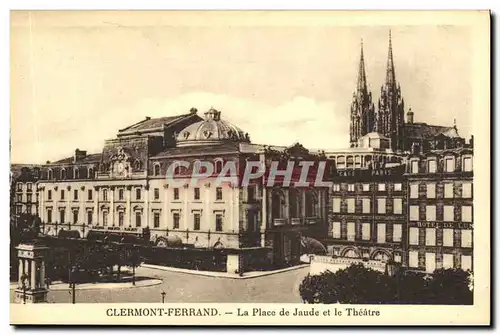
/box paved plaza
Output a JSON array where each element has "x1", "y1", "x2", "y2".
[{"x1": 10, "y1": 266, "x2": 309, "y2": 304}]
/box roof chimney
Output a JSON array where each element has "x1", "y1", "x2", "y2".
[
  {"x1": 190, "y1": 107, "x2": 198, "y2": 114},
  {"x1": 407, "y1": 108, "x2": 414, "y2": 124},
  {"x1": 74, "y1": 149, "x2": 87, "y2": 163},
  {"x1": 145, "y1": 116, "x2": 151, "y2": 120}
]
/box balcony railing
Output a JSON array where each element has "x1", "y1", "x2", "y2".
[
  {"x1": 273, "y1": 218, "x2": 287, "y2": 226},
  {"x1": 305, "y1": 217, "x2": 319, "y2": 225},
  {"x1": 291, "y1": 218, "x2": 302, "y2": 225}
]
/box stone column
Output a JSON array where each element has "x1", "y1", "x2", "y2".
[
  {"x1": 183, "y1": 184, "x2": 189, "y2": 230},
  {"x1": 40, "y1": 260, "x2": 45, "y2": 288},
  {"x1": 110, "y1": 186, "x2": 115, "y2": 226},
  {"x1": 18, "y1": 260, "x2": 23, "y2": 286},
  {"x1": 145, "y1": 185, "x2": 150, "y2": 228},
  {"x1": 94, "y1": 186, "x2": 99, "y2": 225},
  {"x1": 204, "y1": 182, "x2": 210, "y2": 231},
  {"x1": 127, "y1": 186, "x2": 132, "y2": 227},
  {"x1": 39, "y1": 186, "x2": 44, "y2": 222},
  {"x1": 284, "y1": 189, "x2": 290, "y2": 221},
  {"x1": 30, "y1": 260, "x2": 36, "y2": 289},
  {"x1": 302, "y1": 190, "x2": 306, "y2": 218},
  {"x1": 163, "y1": 184, "x2": 169, "y2": 230}
]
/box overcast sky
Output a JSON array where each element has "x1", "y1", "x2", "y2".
[{"x1": 11, "y1": 11, "x2": 474, "y2": 164}]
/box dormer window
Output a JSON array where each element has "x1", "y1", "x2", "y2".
[
  {"x1": 48, "y1": 169, "x2": 53, "y2": 180},
  {"x1": 153, "y1": 163, "x2": 160, "y2": 176},
  {"x1": 61, "y1": 169, "x2": 66, "y2": 179},
  {"x1": 88, "y1": 167, "x2": 94, "y2": 179},
  {"x1": 74, "y1": 167, "x2": 80, "y2": 179},
  {"x1": 410, "y1": 160, "x2": 419, "y2": 174}
]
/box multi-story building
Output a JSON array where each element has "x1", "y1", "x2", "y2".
[
  {"x1": 35, "y1": 107, "x2": 329, "y2": 270},
  {"x1": 405, "y1": 146, "x2": 474, "y2": 273},
  {"x1": 10, "y1": 164, "x2": 41, "y2": 217}
]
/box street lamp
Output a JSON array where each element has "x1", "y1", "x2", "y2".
[
  {"x1": 161, "y1": 291, "x2": 166, "y2": 303},
  {"x1": 69, "y1": 265, "x2": 78, "y2": 304}
]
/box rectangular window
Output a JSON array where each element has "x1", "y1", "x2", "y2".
[
  {"x1": 462, "y1": 182, "x2": 472, "y2": 198},
  {"x1": 16, "y1": 194, "x2": 22, "y2": 202},
  {"x1": 362, "y1": 183, "x2": 370, "y2": 191},
  {"x1": 393, "y1": 198, "x2": 402, "y2": 214},
  {"x1": 73, "y1": 211, "x2": 78, "y2": 224},
  {"x1": 60, "y1": 209, "x2": 66, "y2": 223},
  {"x1": 27, "y1": 183, "x2": 32, "y2": 191},
  {"x1": 60, "y1": 190, "x2": 65, "y2": 201},
  {"x1": 333, "y1": 198, "x2": 341, "y2": 213},
  {"x1": 394, "y1": 183, "x2": 402, "y2": 191},
  {"x1": 136, "y1": 188, "x2": 141, "y2": 200},
  {"x1": 194, "y1": 213, "x2": 201, "y2": 230},
  {"x1": 102, "y1": 189, "x2": 107, "y2": 201},
  {"x1": 119, "y1": 212, "x2": 124, "y2": 226},
  {"x1": 378, "y1": 183, "x2": 386, "y2": 192},
  {"x1": 216, "y1": 187, "x2": 223, "y2": 201},
  {"x1": 409, "y1": 227, "x2": 419, "y2": 245},
  {"x1": 445, "y1": 158, "x2": 455, "y2": 172},
  {"x1": 428, "y1": 160, "x2": 437, "y2": 173},
  {"x1": 153, "y1": 212, "x2": 160, "y2": 228},
  {"x1": 425, "y1": 228, "x2": 436, "y2": 246},
  {"x1": 426, "y1": 183, "x2": 436, "y2": 199},
  {"x1": 425, "y1": 252, "x2": 436, "y2": 273},
  {"x1": 443, "y1": 228, "x2": 454, "y2": 247},
  {"x1": 332, "y1": 222, "x2": 341, "y2": 239},
  {"x1": 426, "y1": 205, "x2": 436, "y2": 221},
  {"x1": 154, "y1": 188, "x2": 160, "y2": 200},
  {"x1": 173, "y1": 213, "x2": 180, "y2": 229},
  {"x1": 347, "y1": 222, "x2": 355, "y2": 241},
  {"x1": 409, "y1": 251, "x2": 419, "y2": 268},
  {"x1": 347, "y1": 198, "x2": 355, "y2": 213},
  {"x1": 333, "y1": 184, "x2": 340, "y2": 192},
  {"x1": 27, "y1": 194, "x2": 32, "y2": 203},
  {"x1": 74, "y1": 189, "x2": 78, "y2": 200},
  {"x1": 347, "y1": 184, "x2": 355, "y2": 192},
  {"x1": 377, "y1": 223, "x2": 386, "y2": 243},
  {"x1": 87, "y1": 211, "x2": 92, "y2": 225},
  {"x1": 362, "y1": 198, "x2": 371, "y2": 214},
  {"x1": 461, "y1": 229, "x2": 472, "y2": 248},
  {"x1": 194, "y1": 188, "x2": 200, "y2": 200},
  {"x1": 461, "y1": 255, "x2": 472, "y2": 271},
  {"x1": 410, "y1": 183, "x2": 419, "y2": 199},
  {"x1": 443, "y1": 254, "x2": 454, "y2": 269},
  {"x1": 48, "y1": 190, "x2": 52, "y2": 200},
  {"x1": 135, "y1": 212, "x2": 141, "y2": 227},
  {"x1": 377, "y1": 198, "x2": 386, "y2": 214},
  {"x1": 444, "y1": 183, "x2": 454, "y2": 198},
  {"x1": 362, "y1": 223, "x2": 370, "y2": 240},
  {"x1": 443, "y1": 206, "x2": 454, "y2": 221},
  {"x1": 17, "y1": 183, "x2": 23, "y2": 191},
  {"x1": 215, "y1": 214, "x2": 223, "y2": 232},
  {"x1": 463, "y1": 157, "x2": 473, "y2": 172},
  {"x1": 26, "y1": 206, "x2": 32, "y2": 214},
  {"x1": 103, "y1": 212, "x2": 108, "y2": 226},
  {"x1": 410, "y1": 205, "x2": 419, "y2": 221},
  {"x1": 47, "y1": 209, "x2": 52, "y2": 223},
  {"x1": 247, "y1": 186, "x2": 255, "y2": 201},
  {"x1": 461, "y1": 206, "x2": 472, "y2": 222},
  {"x1": 393, "y1": 224, "x2": 402, "y2": 242},
  {"x1": 173, "y1": 188, "x2": 179, "y2": 200},
  {"x1": 411, "y1": 160, "x2": 419, "y2": 174},
  {"x1": 88, "y1": 189, "x2": 92, "y2": 201},
  {"x1": 119, "y1": 189, "x2": 124, "y2": 200}
]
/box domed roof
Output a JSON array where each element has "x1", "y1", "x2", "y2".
[{"x1": 176, "y1": 108, "x2": 251, "y2": 147}]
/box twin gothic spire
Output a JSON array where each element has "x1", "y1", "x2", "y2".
[{"x1": 349, "y1": 30, "x2": 406, "y2": 152}]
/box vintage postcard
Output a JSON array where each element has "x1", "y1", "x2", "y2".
[{"x1": 9, "y1": 10, "x2": 490, "y2": 325}]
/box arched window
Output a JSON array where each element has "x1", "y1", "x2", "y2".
[
  {"x1": 74, "y1": 167, "x2": 80, "y2": 179},
  {"x1": 153, "y1": 163, "x2": 160, "y2": 176},
  {"x1": 305, "y1": 190, "x2": 317, "y2": 217},
  {"x1": 48, "y1": 169, "x2": 53, "y2": 180},
  {"x1": 271, "y1": 190, "x2": 283, "y2": 219},
  {"x1": 88, "y1": 167, "x2": 94, "y2": 179},
  {"x1": 134, "y1": 160, "x2": 141, "y2": 171},
  {"x1": 215, "y1": 159, "x2": 223, "y2": 174},
  {"x1": 289, "y1": 188, "x2": 300, "y2": 218},
  {"x1": 61, "y1": 169, "x2": 66, "y2": 180},
  {"x1": 344, "y1": 249, "x2": 358, "y2": 258}
]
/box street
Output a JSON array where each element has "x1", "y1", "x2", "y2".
[{"x1": 10, "y1": 266, "x2": 309, "y2": 303}]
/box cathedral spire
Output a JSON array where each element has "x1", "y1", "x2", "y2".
[
  {"x1": 357, "y1": 39, "x2": 367, "y2": 92},
  {"x1": 385, "y1": 30, "x2": 396, "y2": 86}
]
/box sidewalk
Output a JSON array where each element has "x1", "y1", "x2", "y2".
[
  {"x1": 142, "y1": 263, "x2": 309, "y2": 279},
  {"x1": 9, "y1": 277, "x2": 162, "y2": 291}
]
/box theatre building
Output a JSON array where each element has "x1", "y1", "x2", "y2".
[
  {"x1": 405, "y1": 146, "x2": 474, "y2": 273},
  {"x1": 36, "y1": 107, "x2": 329, "y2": 271},
  {"x1": 324, "y1": 133, "x2": 407, "y2": 264}
]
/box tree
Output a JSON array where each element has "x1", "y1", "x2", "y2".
[
  {"x1": 300, "y1": 264, "x2": 396, "y2": 304},
  {"x1": 425, "y1": 268, "x2": 473, "y2": 305}
]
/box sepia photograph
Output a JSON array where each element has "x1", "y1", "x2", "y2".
[{"x1": 8, "y1": 10, "x2": 490, "y2": 325}]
